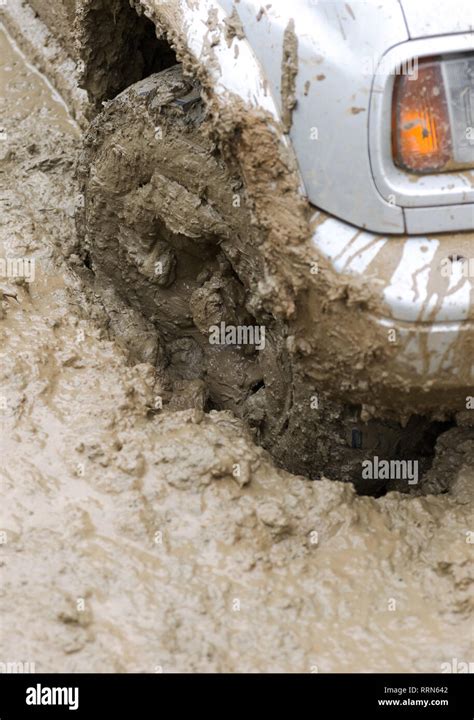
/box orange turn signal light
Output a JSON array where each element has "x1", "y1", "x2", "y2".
[{"x1": 392, "y1": 60, "x2": 452, "y2": 174}]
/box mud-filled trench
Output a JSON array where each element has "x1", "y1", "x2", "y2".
[{"x1": 0, "y1": 22, "x2": 473, "y2": 673}]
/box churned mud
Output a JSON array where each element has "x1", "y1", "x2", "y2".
[
  {"x1": 59, "y1": 0, "x2": 474, "y2": 496},
  {"x1": 1, "y1": 25, "x2": 473, "y2": 673}
]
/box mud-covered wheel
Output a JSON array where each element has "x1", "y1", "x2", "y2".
[
  {"x1": 76, "y1": 64, "x2": 443, "y2": 494},
  {"x1": 76, "y1": 64, "x2": 292, "y2": 440}
]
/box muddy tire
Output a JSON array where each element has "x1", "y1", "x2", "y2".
[
  {"x1": 76, "y1": 64, "x2": 443, "y2": 494},
  {"x1": 76, "y1": 65, "x2": 293, "y2": 437}
]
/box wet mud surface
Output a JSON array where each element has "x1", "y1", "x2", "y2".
[{"x1": 1, "y1": 25, "x2": 473, "y2": 673}]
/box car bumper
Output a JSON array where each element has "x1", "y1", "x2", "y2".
[{"x1": 309, "y1": 211, "x2": 473, "y2": 416}]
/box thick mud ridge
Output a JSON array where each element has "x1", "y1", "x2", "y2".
[{"x1": 1, "y1": 26, "x2": 473, "y2": 673}]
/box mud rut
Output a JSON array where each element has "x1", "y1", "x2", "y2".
[{"x1": 0, "y1": 21, "x2": 473, "y2": 672}]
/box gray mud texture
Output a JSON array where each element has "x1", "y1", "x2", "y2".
[{"x1": 1, "y1": 26, "x2": 473, "y2": 673}]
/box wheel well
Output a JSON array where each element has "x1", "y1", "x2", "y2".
[{"x1": 77, "y1": 0, "x2": 177, "y2": 116}]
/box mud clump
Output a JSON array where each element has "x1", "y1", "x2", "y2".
[
  {"x1": 281, "y1": 18, "x2": 299, "y2": 133},
  {"x1": 418, "y1": 426, "x2": 474, "y2": 496}
]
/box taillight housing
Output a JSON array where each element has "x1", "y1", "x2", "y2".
[{"x1": 392, "y1": 54, "x2": 474, "y2": 174}]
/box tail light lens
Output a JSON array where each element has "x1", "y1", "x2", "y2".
[{"x1": 392, "y1": 55, "x2": 474, "y2": 174}]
